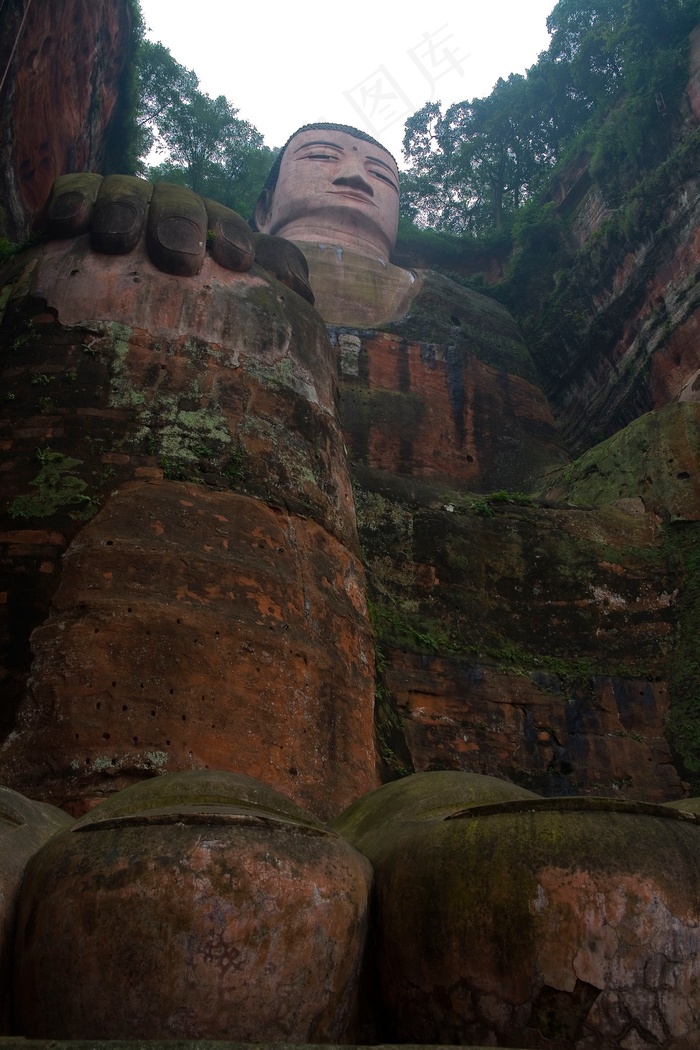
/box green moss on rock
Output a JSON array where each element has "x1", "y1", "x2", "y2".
[
  {"x1": 550, "y1": 403, "x2": 700, "y2": 519},
  {"x1": 9, "y1": 448, "x2": 96, "y2": 520}
]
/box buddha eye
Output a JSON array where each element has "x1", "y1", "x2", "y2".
[
  {"x1": 370, "y1": 170, "x2": 398, "y2": 192},
  {"x1": 305, "y1": 152, "x2": 339, "y2": 161}
]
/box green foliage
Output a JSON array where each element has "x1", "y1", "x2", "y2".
[
  {"x1": 368, "y1": 596, "x2": 457, "y2": 655},
  {"x1": 0, "y1": 238, "x2": 18, "y2": 266},
  {"x1": 401, "y1": 0, "x2": 700, "y2": 235},
  {"x1": 134, "y1": 39, "x2": 273, "y2": 216},
  {"x1": 401, "y1": 75, "x2": 558, "y2": 234},
  {"x1": 498, "y1": 126, "x2": 700, "y2": 387},
  {"x1": 223, "y1": 448, "x2": 246, "y2": 487},
  {"x1": 9, "y1": 449, "x2": 96, "y2": 520}
]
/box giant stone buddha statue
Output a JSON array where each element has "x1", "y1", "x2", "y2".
[{"x1": 3, "y1": 121, "x2": 700, "y2": 1050}]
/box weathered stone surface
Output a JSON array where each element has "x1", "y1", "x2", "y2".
[
  {"x1": 387, "y1": 654, "x2": 681, "y2": 801},
  {"x1": 357, "y1": 488, "x2": 683, "y2": 798},
  {"x1": 522, "y1": 40, "x2": 700, "y2": 458},
  {"x1": 300, "y1": 244, "x2": 417, "y2": 328},
  {"x1": 0, "y1": 482, "x2": 376, "y2": 819},
  {"x1": 550, "y1": 402, "x2": 700, "y2": 521},
  {"x1": 0, "y1": 785, "x2": 72, "y2": 1033},
  {"x1": 535, "y1": 162, "x2": 700, "y2": 455},
  {"x1": 353, "y1": 794, "x2": 700, "y2": 1047},
  {"x1": 332, "y1": 770, "x2": 539, "y2": 863},
  {"x1": 664, "y1": 795, "x2": 700, "y2": 814},
  {"x1": 333, "y1": 269, "x2": 569, "y2": 496},
  {"x1": 0, "y1": 1042, "x2": 531, "y2": 1050},
  {"x1": 0, "y1": 0, "x2": 134, "y2": 242},
  {"x1": 688, "y1": 26, "x2": 700, "y2": 123},
  {"x1": 0, "y1": 240, "x2": 362, "y2": 755},
  {"x1": 13, "y1": 771, "x2": 373, "y2": 1041}
]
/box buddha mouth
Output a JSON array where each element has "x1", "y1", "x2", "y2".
[{"x1": 327, "y1": 190, "x2": 377, "y2": 207}]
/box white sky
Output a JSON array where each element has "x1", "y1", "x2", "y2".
[{"x1": 138, "y1": 0, "x2": 557, "y2": 167}]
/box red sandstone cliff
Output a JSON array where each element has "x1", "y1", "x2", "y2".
[{"x1": 0, "y1": 0, "x2": 135, "y2": 242}]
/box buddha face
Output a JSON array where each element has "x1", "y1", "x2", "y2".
[{"x1": 255, "y1": 128, "x2": 400, "y2": 261}]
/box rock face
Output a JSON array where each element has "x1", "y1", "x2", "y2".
[
  {"x1": 534, "y1": 140, "x2": 700, "y2": 457},
  {"x1": 0, "y1": 0, "x2": 135, "y2": 241},
  {"x1": 350, "y1": 792, "x2": 700, "y2": 1048},
  {"x1": 13, "y1": 771, "x2": 373, "y2": 1041},
  {"x1": 0, "y1": 240, "x2": 376, "y2": 819},
  {"x1": 334, "y1": 268, "x2": 570, "y2": 497},
  {"x1": 1, "y1": 483, "x2": 375, "y2": 818},
  {"x1": 550, "y1": 402, "x2": 700, "y2": 521},
  {"x1": 0, "y1": 786, "x2": 73, "y2": 1033},
  {"x1": 358, "y1": 485, "x2": 684, "y2": 800}
]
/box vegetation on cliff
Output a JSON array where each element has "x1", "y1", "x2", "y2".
[
  {"x1": 401, "y1": 0, "x2": 700, "y2": 236},
  {"x1": 103, "y1": 5, "x2": 273, "y2": 217},
  {"x1": 134, "y1": 39, "x2": 274, "y2": 217}
]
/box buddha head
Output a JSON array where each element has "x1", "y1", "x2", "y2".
[{"x1": 253, "y1": 123, "x2": 400, "y2": 264}]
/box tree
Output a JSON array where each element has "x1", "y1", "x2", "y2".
[
  {"x1": 134, "y1": 40, "x2": 272, "y2": 215},
  {"x1": 401, "y1": 0, "x2": 700, "y2": 237},
  {"x1": 134, "y1": 40, "x2": 199, "y2": 164},
  {"x1": 402, "y1": 76, "x2": 558, "y2": 234}
]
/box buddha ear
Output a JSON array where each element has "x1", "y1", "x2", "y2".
[{"x1": 253, "y1": 188, "x2": 274, "y2": 233}]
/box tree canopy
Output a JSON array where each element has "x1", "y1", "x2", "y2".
[
  {"x1": 401, "y1": 0, "x2": 700, "y2": 236},
  {"x1": 134, "y1": 39, "x2": 274, "y2": 218}
]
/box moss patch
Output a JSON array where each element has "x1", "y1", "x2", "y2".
[
  {"x1": 9, "y1": 448, "x2": 96, "y2": 520},
  {"x1": 550, "y1": 403, "x2": 700, "y2": 518}
]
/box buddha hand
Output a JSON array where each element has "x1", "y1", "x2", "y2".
[{"x1": 44, "y1": 173, "x2": 314, "y2": 305}]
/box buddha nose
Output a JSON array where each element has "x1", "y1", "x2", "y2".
[{"x1": 332, "y1": 173, "x2": 374, "y2": 197}]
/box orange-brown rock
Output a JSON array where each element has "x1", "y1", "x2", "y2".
[
  {"x1": 0, "y1": 0, "x2": 135, "y2": 241},
  {"x1": 535, "y1": 166, "x2": 700, "y2": 454},
  {"x1": 0, "y1": 238, "x2": 361, "y2": 751},
  {"x1": 0, "y1": 480, "x2": 376, "y2": 820},
  {"x1": 13, "y1": 771, "x2": 373, "y2": 1041},
  {"x1": 341, "y1": 788, "x2": 700, "y2": 1048},
  {"x1": 0, "y1": 785, "x2": 73, "y2": 1033},
  {"x1": 0, "y1": 239, "x2": 376, "y2": 818},
  {"x1": 387, "y1": 653, "x2": 681, "y2": 801},
  {"x1": 358, "y1": 489, "x2": 683, "y2": 798},
  {"x1": 334, "y1": 269, "x2": 569, "y2": 495}
]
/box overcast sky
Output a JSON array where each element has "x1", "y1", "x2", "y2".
[{"x1": 138, "y1": 0, "x2": 557, "y2": 166}]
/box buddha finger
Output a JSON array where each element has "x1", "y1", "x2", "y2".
[
  {"x1": 91, "y1": 175, "x2": 152, "y2": 255},
  {"x1": 252, "y1": 234, "x2": 315, "y2": 306},
  {"x1": 146, "y1": 183, "x2": 207, "y2": 276},
  {"x1": 204, "y1": 199, "x2": 255, "y2": 272},
  {"x1": 45, "y1": 173, "x2": 103, "y2": 238}
]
